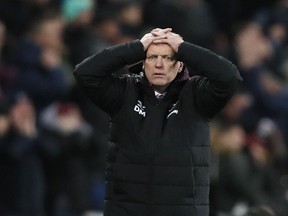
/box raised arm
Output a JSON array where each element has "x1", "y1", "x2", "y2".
[
  {"x1": 73, "y1": 40, "x2": 146, "y2": 114},
  {"x1": 153, "y1": 31, "x2": 242, "y2": 118},
  {"x1": 73, "y1": 29, "x2": 170, "y2": 114},
  {"x1": 177, "y1": 41, "x2": 242, "y2": 118}
]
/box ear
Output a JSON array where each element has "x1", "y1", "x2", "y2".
[{"x1": 178, "y1": 62, "x2": 184, "y2": 73}]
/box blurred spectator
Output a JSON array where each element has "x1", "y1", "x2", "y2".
[
  {"x1": 143, "y1": 0, "x2": 217, "y2": 48},
  {"x1": 0, "y1": 93, "x2": 45, "y2": 216},
  {"x1": 116, "y1": 1, "x2": 145, "y2": 40},
  {"x1": 62, "y1": 0, "x2": 96, "y2": 66},
  {"x1": 0, "y1": 0, "x2": 59, "y2": 37},
  {"x1": 39, "y1": 101, "x2": 106, "y2": 215},
  {"x1": 0, "y1": 20, "x2": 18, "y2": 100},
  {"x1": 0, "y1": 101, "x2": 9, "y2": 137},
  {"x1": 235, "y1": 21, "x2": 288, "y2": 144},
  {"x1": 209, "y1": 93, "x2": 252, "y2": 215},
  {"x1": 211, "y1": 88, "x2": 288, "y2": 216},
  {"x1": 217, "y1": 92, "x2": 252, "y2": 125},
  {"x1": 68, "y1": 5, "x2": 119, "y2": 132},
  {"x1": 12, "y1": 12, "x2": 69, "y2": 113},
  {"x1": 253, "y1": 1, "x2": 288, "y2": 81},
  {"x1": 90, "y1": 6, "x2": 122, "y2": 53},
  {"x1": 210, "y1": 121, "x2": 288, "y2": 216},
  {"x1": 208, "y1": 0, "x2": 275, "y2": 33},
  {"x1": 207, "y1": 0, "x2": 243, "y2": 34},
  {"x1": 210, "y1": 123, "x2": 252, "y2": 214},
  {"x1": 0, "y1": 100, "x2": 11, "y2": 214}
]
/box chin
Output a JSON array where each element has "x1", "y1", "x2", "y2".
[
  {"x1": 151, "y1": 82, "x2": 166, "y2": 87},
  {"x1": 152, "y1": 82, "x2": 169, "y2": 91}
]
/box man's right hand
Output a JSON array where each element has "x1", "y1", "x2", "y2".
[
  {"x1": 152, "y1": 31, "x2": 184, "y2": 53},
  {"x1": 140, "y1": 28, "x2": 172, "y2": 51}
]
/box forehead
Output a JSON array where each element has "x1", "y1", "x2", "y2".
[{"x1": 146, "y1": 43, "x2": 175, "y2": 56}]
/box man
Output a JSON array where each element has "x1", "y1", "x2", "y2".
[{"x1": 74, "y1": 28, "x2": 242, "y2": 216}]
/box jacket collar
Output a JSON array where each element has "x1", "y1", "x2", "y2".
[{"x1": 135, "y1": 68, "x2": 190, "y2": 102}]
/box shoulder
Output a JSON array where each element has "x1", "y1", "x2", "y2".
[
  {"x1": 119, "y1": 72, "x2": 145, "y2": 83},
  {"x1": 188, "y1": 75, "x2": 208, "y2": 86}
]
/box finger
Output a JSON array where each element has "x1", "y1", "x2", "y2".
[
  {"x1": 151, "y1": 28, "x2": 162, "y2": 32},
  {"x1": 151, "y1": 28, "x2": 172, "y2": 35},
  {"x1": 166, "y1": 32, "x2": 182, "y2": 38},
  {"x1": 152, "y1": 28, "x2": 172, "y2": 33},
  {"x1": 153, "y1": 35, "x2": 168, "y2": 40},
  {"x1": 151, "y1": 31, "x2": 169, "y2": 37},
  {"x1": 151, "y1": 28, "x2": 172, "y2": 36},
  {"x1": 151, "y1": 32, "x2": 162, "y2": 37},
  {"x1": 152, "y1": 38, "x2": 168, "y2": 44}
]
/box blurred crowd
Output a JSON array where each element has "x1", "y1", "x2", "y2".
[{"x1": 0, "y1": 0, "x2": 288, "y2": 216}]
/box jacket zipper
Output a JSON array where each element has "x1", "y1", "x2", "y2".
[{"x1": 148, "y1": 101, "x2": 161, "y2": 216}]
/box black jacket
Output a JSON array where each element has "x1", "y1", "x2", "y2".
[{"x1": 74, "y1": 40, "x2": 241, "y2": 216}]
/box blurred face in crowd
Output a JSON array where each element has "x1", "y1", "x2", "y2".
[
  {"x1": 218, "y1": 125, "x2": 246, "y2": 152},
  {"x1": 0, "y1": 114, "x2": 9, "y2": 136},
  {"x1": 56, "y1": 103, "x2": 83, "y2": 134},
  {"x1": 144, "y1": 43, "x2": 183, "y2": 93},
  {"x1": 118, "y1": 3, "x2": 142, "y2": 26},
  {"x1": 0, "y1": 21, "x2": 6, "y2": 48},
  {"x1": 10, "y1": 96, "x2": 36, "y2": 127},
  {"x1": 75, "y1": 9, "x2": 94, "y2": 25},
  {"x1": 97, "y1": 19, "x2": 120, "y2": 43},
  {"x1": 34, "y1": 17, "x2": 64, "y2": 50}
]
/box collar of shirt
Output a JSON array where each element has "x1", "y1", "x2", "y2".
[{"x1": 154, "y1": 91, "x2": 166, "y2": 99}]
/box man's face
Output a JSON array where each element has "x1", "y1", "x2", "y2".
[{"x1": 144, "y1": 43, "x2": 182, "y2": 92}]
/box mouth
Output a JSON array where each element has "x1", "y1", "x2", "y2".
[{"x1": 153, "y1": 73, "x2": 165, "y2": 78}]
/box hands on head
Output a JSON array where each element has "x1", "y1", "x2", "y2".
[{"x1": 140, "y1": 28, "x2": 184, "y2": 52}]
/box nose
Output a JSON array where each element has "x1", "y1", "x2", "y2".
[{"x1": 155, "y1": 56, "x2": 164, "y2": 68}]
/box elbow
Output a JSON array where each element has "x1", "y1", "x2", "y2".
[
  {"x1": 231, "y1": 63, "x2": 243, "y2": 82},
  {"x1": 224, "y1": 62, "x2": 243, "y2": 86},
  {"x1": 73, "y1": 65, "x2": 81, "y2": 78},
  {"x1": 219, "y1": 63, "x2": 242, "y2": 95},
  {"x1": 73, "y1": 54, "x2": 97, "y2": 77}
]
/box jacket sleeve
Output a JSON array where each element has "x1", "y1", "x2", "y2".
[
  {"x1": 177, "y1": 42, "x2": 242, "y2": 119},
  {"x1": 73, "y1": 40, "x2": 146, "y2": 114}
]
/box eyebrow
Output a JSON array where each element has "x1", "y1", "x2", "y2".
[{"x1": 147, "y1": 54, "x2": 176, "y2": 59}]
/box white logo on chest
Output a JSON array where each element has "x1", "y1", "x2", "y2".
[
  {"x1": 167, "y1": 102, "x2": 179, "y2": 119},
  {"x1": 134, "y1": 100, "x2": 146, "y2": 117},
  {"x1": 167, "y1": 110, "x2": 178, "y2": 118}
]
